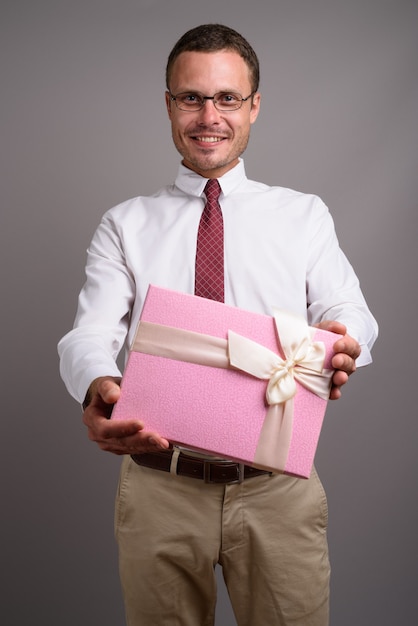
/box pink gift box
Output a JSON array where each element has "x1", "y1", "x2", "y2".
[{"x1": 112, "y1": 285, "x2": 340, "y2": 478}]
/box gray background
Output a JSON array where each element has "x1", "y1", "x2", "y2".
[{"x1": 2, "y1": 0, "x2": 417, "y2": 624}]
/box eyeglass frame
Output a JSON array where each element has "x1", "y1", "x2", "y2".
[{"x1": 168, "y1": 90, "x2": 256, "y2": 112}]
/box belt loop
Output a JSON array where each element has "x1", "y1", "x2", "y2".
[
  {"x1": 238, "y1": 463, "x2": 245, "y2": 484},
  {"x1": 203, "y1": 459, "x2": 211, "y2": 483},
  {"x1": 169, "y1": 447, "x2": 181, "y2": 475}
]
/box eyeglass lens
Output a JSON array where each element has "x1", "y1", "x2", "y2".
[{"x1": 172, "y1": 92, "x2": 250, "y2": 111}]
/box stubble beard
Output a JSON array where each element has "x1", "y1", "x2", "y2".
[{"x1": 172, "y1": 131, "x2": 250, "y2": 176}]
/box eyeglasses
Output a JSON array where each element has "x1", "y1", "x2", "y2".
[{"x1": 169, "y1": 91, "x2": 255, "y2": 112}]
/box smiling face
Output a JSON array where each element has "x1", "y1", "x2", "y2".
[{"x1": 165, "y1": 50, "x2": 261, "y2": 178}]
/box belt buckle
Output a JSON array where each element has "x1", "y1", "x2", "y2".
[{"x1": 203, "y1": 461, "x2": 244, "y2": 484}]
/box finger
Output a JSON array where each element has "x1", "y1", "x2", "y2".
[
  {"x1": 123, "y1": 430, "x2": 170, "y2": 452},
  {"x1": 333, "y1": 337, "x2": 361, "y2": 361},
  {"x1": 319, "y1": 320, "x2": 347, "y2": 335},
  {"x1": 329, "y1": 385, "x2": 342, "y2": 401},
  {"x1": 98, "y1": 378, "x2": 121, "y2": 404},
  {"x1": 332, "y1": 352, "x2": 357, "y2": 376},
  {"x1": 332, "y1": 369, "x2": 349, "y2": 388},
  {"x1": 99, "y1": 431, "x2": 170, "y2": 455},
  {"x1": 95, "y1": 418, "x2": 145, "y2": 441}
]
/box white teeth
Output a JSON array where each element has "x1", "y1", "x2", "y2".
[{"x1": 197, "y1": 136, "x2": 222, "y2": 143}]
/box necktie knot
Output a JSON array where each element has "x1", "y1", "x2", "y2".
[{"x1": 205, "y1": 178, "x2": 221, "y2": 204}]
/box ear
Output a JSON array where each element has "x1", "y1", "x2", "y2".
[
  {"x1": 250, "y1": 92, "x2": 261, "y2": 124},
  {"x1": 165, "y1": 91, "x2": 173, "y2": 120}
]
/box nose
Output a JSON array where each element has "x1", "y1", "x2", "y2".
[{"x1": 196, "y1": 98, "x2": 222, "y2": 124}]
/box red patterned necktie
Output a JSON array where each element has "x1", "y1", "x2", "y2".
[{"x1": 194, "y1": 179, "x2": 224, "y2": 302}]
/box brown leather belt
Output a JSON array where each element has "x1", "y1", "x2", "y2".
[{"x1": 131, "y1": 450, "x2": 270, "y2": 484}]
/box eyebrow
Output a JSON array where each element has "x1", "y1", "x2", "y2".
[{"x1": 174, "y1": 87, "x2": 243, "y2": 94}]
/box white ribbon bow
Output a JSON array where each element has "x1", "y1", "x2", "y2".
[
  {"x1": 227, "y1": 308, "x2": 333, "y2": 471},
  {"x1": 228, "y1": 308, "x2": 331, "y2": 403}
]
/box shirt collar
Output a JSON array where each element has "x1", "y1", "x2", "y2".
[{"x1": 174, "y1": 158, "x2": 247, "y2": 198}]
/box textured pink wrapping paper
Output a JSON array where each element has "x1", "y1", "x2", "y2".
[{"x1": 112, "y1": 285, "x2": 339, "y2": 478}]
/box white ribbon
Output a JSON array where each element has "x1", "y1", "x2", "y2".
[
  {"x1": 228, "y1": 308, "x2": 333, "y2": 471},
  {"x1": 228, "y1": 308, "x2": 332, "y2": 403}
]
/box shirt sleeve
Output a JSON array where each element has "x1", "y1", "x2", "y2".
[
  {"x1": 58, "y1": 211, "x2": 135, "y2": 403},
  {"x1": 305, "y1": 197, "x2": 378, "y2": 366}
]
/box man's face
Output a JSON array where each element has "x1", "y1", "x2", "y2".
[{"x1": 166, "y1": 50, "x2": 261, "y2": 178}]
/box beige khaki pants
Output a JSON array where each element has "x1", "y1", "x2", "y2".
[{"x1": 115, "y1": 456, "x2": 330, "y2": 626}]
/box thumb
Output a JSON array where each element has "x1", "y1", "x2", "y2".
[{"x1": 97, "y1": 377, "x2": 121, "y2": 405}]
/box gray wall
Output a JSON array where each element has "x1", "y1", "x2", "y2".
[{"x1": 2, "y1": 1, "x2": 417, "y2": 624}]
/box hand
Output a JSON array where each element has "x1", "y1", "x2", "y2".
[
  {"x1": 315, "y1": 321, "x2": 361, "y2": 400},
  {"x1": 82, "y1": 376, "x2": 170, "y2": 455}
]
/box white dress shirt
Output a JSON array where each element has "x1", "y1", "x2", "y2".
[{"x1": 58, "y1": 159, "x2": 378, "y2": 403}]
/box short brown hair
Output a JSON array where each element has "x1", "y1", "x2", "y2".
[{"x1": 166, "y1": 24, "x2": 260, "y2": 93}]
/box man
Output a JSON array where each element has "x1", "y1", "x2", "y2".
[{"x1": 58, "y1": 24, "x2": 378, "y2": 626}]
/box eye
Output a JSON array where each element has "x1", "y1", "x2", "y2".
[
  {"x1": 217, "y1": 93, "x2": 240, "y2": 105},
  {"x1": 181, "y1": 93, "x2": 201, "y2": 104}
]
